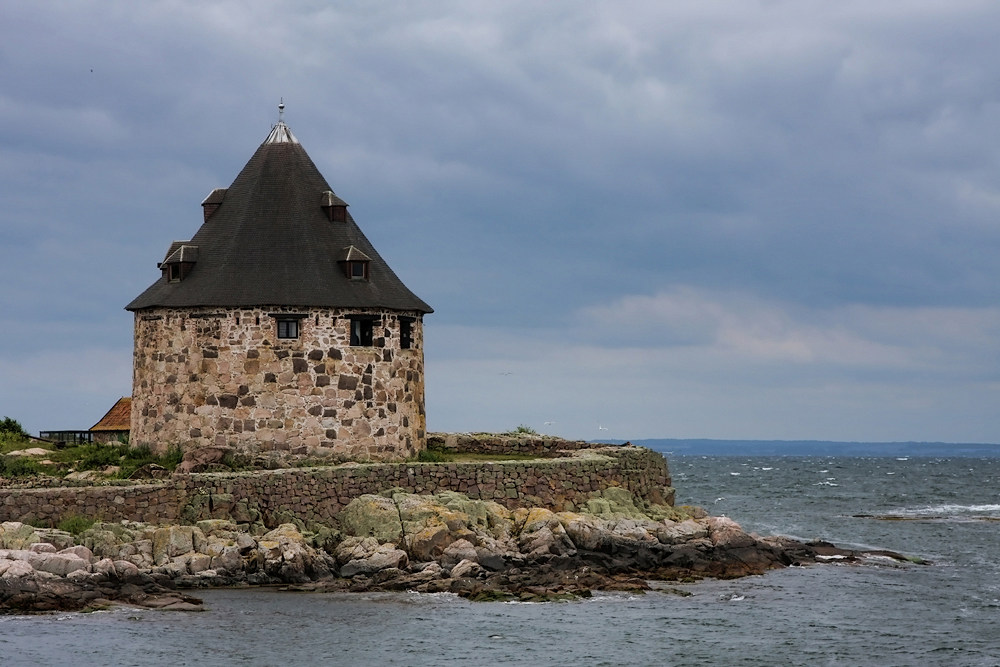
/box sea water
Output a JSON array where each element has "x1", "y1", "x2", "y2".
[{"x1": 1, "y1": 456, "x2": 998, "y2": 666}]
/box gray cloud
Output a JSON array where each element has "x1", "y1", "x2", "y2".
[
  {"x1": 0, "y1": 0, "x2": 997, "y2": 439},
  {"x1": 428, "y1": 290, "x2": 1000, "y2": 441}
]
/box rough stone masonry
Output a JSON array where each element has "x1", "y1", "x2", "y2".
[
  {"x1": 130, "y1": 306, "x2": 427, "y2": 462},
  {"x1": 0, "y1": 446, "x2": 672, "y2": 530}
]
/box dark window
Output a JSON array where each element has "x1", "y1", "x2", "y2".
[
  {"x1": 400, "y1": 319, "x2": 412, "y2": 349},
  {"x1": 169, "y1": 264, "x2": 180, "y2": 281},
  {"x1": 277, "y1": 319, "x2": 299, "y2": 339},
  {"x1": 349, "y1": 261, "x2": 368, "y2": 280},
  {"x1": 351, "y1": 318, "x2": 374, "y2": 346}
]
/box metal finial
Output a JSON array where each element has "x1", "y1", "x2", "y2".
[{"x1": 278, "y1": 98, "x2": 285, "y2": 123}]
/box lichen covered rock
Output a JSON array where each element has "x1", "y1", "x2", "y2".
[
  {"x1": 338, "y1": 495, "x2": 403, "y2": 544},
  {"x1": 0, "y1": 522, "x2": 40, "y2": 550}
]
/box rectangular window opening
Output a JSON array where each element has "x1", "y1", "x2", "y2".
[
  {"x1": 277, "y1": 319, "x2": 299, "y2": 339},
  {"x1": 350, "y1": 318, "x2": 374, "y2": 347},
  {"x1": 400, "y1": 319, "x2": 413, "y2": 349}
]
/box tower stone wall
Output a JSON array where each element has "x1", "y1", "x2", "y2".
[{"x1": 130, "y1": 305, "x2": 425, "y2": 461}]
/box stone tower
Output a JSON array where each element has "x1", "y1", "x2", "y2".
[{"x1": 126, "y1": 111, "x2": 432, "y2": 461}]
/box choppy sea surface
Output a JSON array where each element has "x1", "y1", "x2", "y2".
[{"x1": 2, "y1": 456, "x2": 998, "y2": 666}]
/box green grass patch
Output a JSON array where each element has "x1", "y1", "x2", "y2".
[
  {"x1": 115, "y1": 444, "x2": 184, "y2": 479},
  {"x1": 412, "y1": 449, "x2": 450, "y2": 463},
  {"x1": 0, "y1": 432, "x2": 36, "y2": 455},
  {"x1": 221, "y1": 451, "x2": 254, "y2": 472},
  {"x1": 0, "y1": 441, "x2": 185, "y2": 480},
  {"x1": 60, "y1": 442, "x2": 184, "y2": 478},
  {"x1": 58, "y1": 515, "x2": 96, "y2": 535},
  {"x1": 78, "y1": 442, "x2": 131, "y2": 470},
  {"x1": 448, "y1": 452, "x2": 544, "y2": 462},
  {"x1": 411, "y1": 450, "x2": 542, "y2": 463},
  {"x1": 503, "y1": 424, "x2": 538, "y2": 436},
  {"x1": 0, "y1": 456, "x2": 42, "y2": 477},
  {"x1": 0, "y1": 417, "x2": 34, "y2": 457}
]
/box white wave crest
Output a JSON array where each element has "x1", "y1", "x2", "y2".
[{"x1": 897, "y1": 504, "x2": 1000, "y2": 515}]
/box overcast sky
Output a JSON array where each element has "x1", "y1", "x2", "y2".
[{"x1": 1, "y1": 0, "x2": 998, "y2": 442}]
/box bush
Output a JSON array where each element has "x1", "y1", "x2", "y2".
[
  {"x1": 58, "y1": 516, "x2": 96, "y2": 535},
  {"x1": 413, "y1": 449, "x2": 450, "y2": 463},
  {"x1": 77, "y1": 443, "x2": 127, "y2": 470},
  {"x1": 0, "y1": 431, "x2": 29, "y2": 450},
  {"x1": 0, "y1": 416, "x2": 30, "y2": 451},
  {"x1": 55, "y1": 442, "x2": 183, "y2": 479},
  {"x1": 221, "y1": 451, "x2": 252, "y2": 471},
  {"x1": 0, "y1": 456, "x2": 41, "y2": 477},
  {"x1": 115, "y1": 444, "x2": 184, "y2": 479},
  {"x1": 508, "y1": 424, "x2": 537, "y2": 436},
  {"x1": 158, "y1": 445, "x2": 184, "y2": 470},
  {"x1": 0, "y1": 417, "x2": 28, "y2": 437}
]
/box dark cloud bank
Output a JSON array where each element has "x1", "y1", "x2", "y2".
[{"x1": 0, "y1": 1, "x2": 997, "y2": 442}]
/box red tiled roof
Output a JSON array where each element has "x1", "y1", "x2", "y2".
[{"x1": 90, "y1": 397, "x2": 132, "y2": 432}]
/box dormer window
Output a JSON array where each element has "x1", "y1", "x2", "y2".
[
  {"x1": 321, "y1": 190, "x2": 349, "y2": 223},
  {"x1": 339, "y1": 245, "x2": 371, "y2": 282},
  {"x1": 201, "y1": 188, "x2": 227, "y2": 222},
  {"x1": 159, "y1": 243, "x2": 198, "y2": 283},
  {"x1": 349, "y1": 261, "x2": 368, "y2": 280}
]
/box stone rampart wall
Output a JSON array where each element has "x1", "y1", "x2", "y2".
[
  {"x1": 427, "y1": 432, "x2": 615, "y2": 457},
  {"x1": 0, "y1": 447, "x2": 671, "y2": 528},
  {"x1": 0, "y1": 484, "x2": 187, "y2": 526}
]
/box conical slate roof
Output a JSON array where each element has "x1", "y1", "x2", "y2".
[{"x1": 126, "y1": 121, "x2": 432, "y2": 313}]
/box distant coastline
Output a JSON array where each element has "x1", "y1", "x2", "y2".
[{"x1": 601, "y1": 439, "x2": 1000, "y2": 457}]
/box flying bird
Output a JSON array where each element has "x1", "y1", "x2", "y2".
[{"x1": 499, "y1": 372, "x2": 513, "y2": 376}]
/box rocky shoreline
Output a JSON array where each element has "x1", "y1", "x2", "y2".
[{"x1": 0, "y1": 487, "x2": 913, "y2": 612}]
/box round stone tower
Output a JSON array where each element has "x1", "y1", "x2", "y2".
[{"x1": 126, "y1": 112, "x2": 432, "y2": 461}]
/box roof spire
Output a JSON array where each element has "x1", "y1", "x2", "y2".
[{"x1": 264, "y1": 99, "x2": 299, "y2": 144}]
